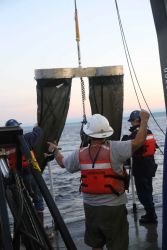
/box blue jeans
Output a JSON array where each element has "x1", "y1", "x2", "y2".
[{"x1": 134, "y1": 176, "x2": 155, "y2": 215}]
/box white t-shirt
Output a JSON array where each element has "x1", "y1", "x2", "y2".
[{"x1": 62, "y1": 140, "x2": 132, "y2": 206}]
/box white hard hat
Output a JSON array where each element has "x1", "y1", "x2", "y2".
[{"x1": 83, "y1": 114, "x2": 114, "y2": 138}]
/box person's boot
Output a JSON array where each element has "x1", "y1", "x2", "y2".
[
  {"x1": 141, "y1": 212, "x2": 157, "y2": 219},
  {"x1": 139, "y1": 213, "x2": 157, "y2": 224},
  {"x1": 37, "y1": 211, "x2": 54, "y2": 240}
]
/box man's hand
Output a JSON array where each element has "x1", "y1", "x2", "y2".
[
  {"x1": 47, "y1": 142, "x2": 64, "y2": 168},
  {"x1": 140, "y1": 109, "x2": 150, "y2": 122},
  {"x1": 47, "y1": 141, "x2": 57, "y2": 153}
]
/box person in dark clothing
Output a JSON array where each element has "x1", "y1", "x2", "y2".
[
  {"x1": 127, "y1": 110, "x2": 158, "y2": 224},
  {"x1": 5, "y1": 119, "x2": 44, "y2": 223}
]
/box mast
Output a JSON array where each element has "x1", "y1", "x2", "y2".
[
  {"x1": 150, "y1": 0, "x2": 167, "y2": 115},
  {"x1": 150, "y1": 1, "x2": 167, "y2": 250}
]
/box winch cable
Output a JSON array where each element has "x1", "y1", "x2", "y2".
[
  {"x1": 114, "y1": 1, "x2": 142, "y2": 110},
  {"x1": 74, "y1": 0, "x2": 87, "y2": 125},
  {"x1": 7, "y1": 172, "x2": 50, "y2": 249},
  {"x1": 74, "y1": 0, "x2": 89, "y2": 147},
  {"x1": 12, "y1": 171, "x2": 24, "y2": 235},
  {"x1": 114, "y1": 0, "x2": 165, "y2": 155},
  {"x1": 114, "y1": 0, "x2": 165, "y2": 133}
]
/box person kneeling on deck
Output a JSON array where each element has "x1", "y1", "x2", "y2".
[
  {"x1": 5, "y1": 119, "x2": 44, "y2": 224},
  {"x1": 47, "y1": 110, "x2": 149, "y2": 250}
]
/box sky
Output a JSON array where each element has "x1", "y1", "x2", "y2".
[{"x1": 0, "y1": 0, "x2": 165, "y2": 125}]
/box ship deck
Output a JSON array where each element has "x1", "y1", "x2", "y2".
[{"x1": 46, "y1": 205, "x2": 162, "y2": 250}]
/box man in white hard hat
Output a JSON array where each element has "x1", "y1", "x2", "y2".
[{"x1": 47, "y1": 110, "x2": 149, "y2": 250}]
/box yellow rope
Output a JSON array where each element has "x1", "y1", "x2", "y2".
[
  {"x1": 75, "y1": 8, "x2": 80, "y2": 41},
  {"x1": 28, "y1": 151, "x2": 41, "y2": 172}
]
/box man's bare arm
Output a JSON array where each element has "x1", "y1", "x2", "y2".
[{"x1": 47, "y1": 142, "x2": 64, "y2": 167}]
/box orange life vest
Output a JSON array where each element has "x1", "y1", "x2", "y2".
[
  {"x1": 22, "y1": 154, "x2": 28, "y2": 168},
  {"x1": 6, "y1": 148, "x2": 41, "y2": 172},
  {"x1": 134, "y1": 133, "x2": 156, "y2": 157},
  {"x1": 79, "y1": 144, "x2": 126, "y2": 195},
  {"x1": 142, "y1": 134, "x2": 156, "y2": 156},
  {"x1": 5, "y1": 147, "x2": 17, "y2": 170},
  {"x1": 5, "y1": 147, "x2": 26, "y2": 170},
  {"x1": 22, "y1": 151, "x2": 41, "y2": 172}
]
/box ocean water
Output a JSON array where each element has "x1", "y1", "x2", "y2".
[{"x1": 38, "y1": 112, "x2": 167, "y2": 227}]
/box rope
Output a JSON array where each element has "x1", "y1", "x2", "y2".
[
  {"x1": 114, "y1": 0, "x2": 165, "y2": 155},
  {"x1": 114, "y1": 1, "x2": 142, "y2": 110},
  {"x1": 74, "y1": 0, "x2": 87, "y2": 124}
]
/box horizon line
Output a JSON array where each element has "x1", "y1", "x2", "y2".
[{"x1": 22, "y1": 110, "x2": 166, "y2": 126}]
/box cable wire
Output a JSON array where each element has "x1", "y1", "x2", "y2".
[
  {"x1": 74, "y1": 0, "x2": 87, "y2": 124},
  {"x1": 114, "y1": 0, "x2": 165, "y2": 154}
]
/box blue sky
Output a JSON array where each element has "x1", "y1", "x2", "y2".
[{"x1": 0, "y1": 0, "x2": 165, "y2": 125}]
